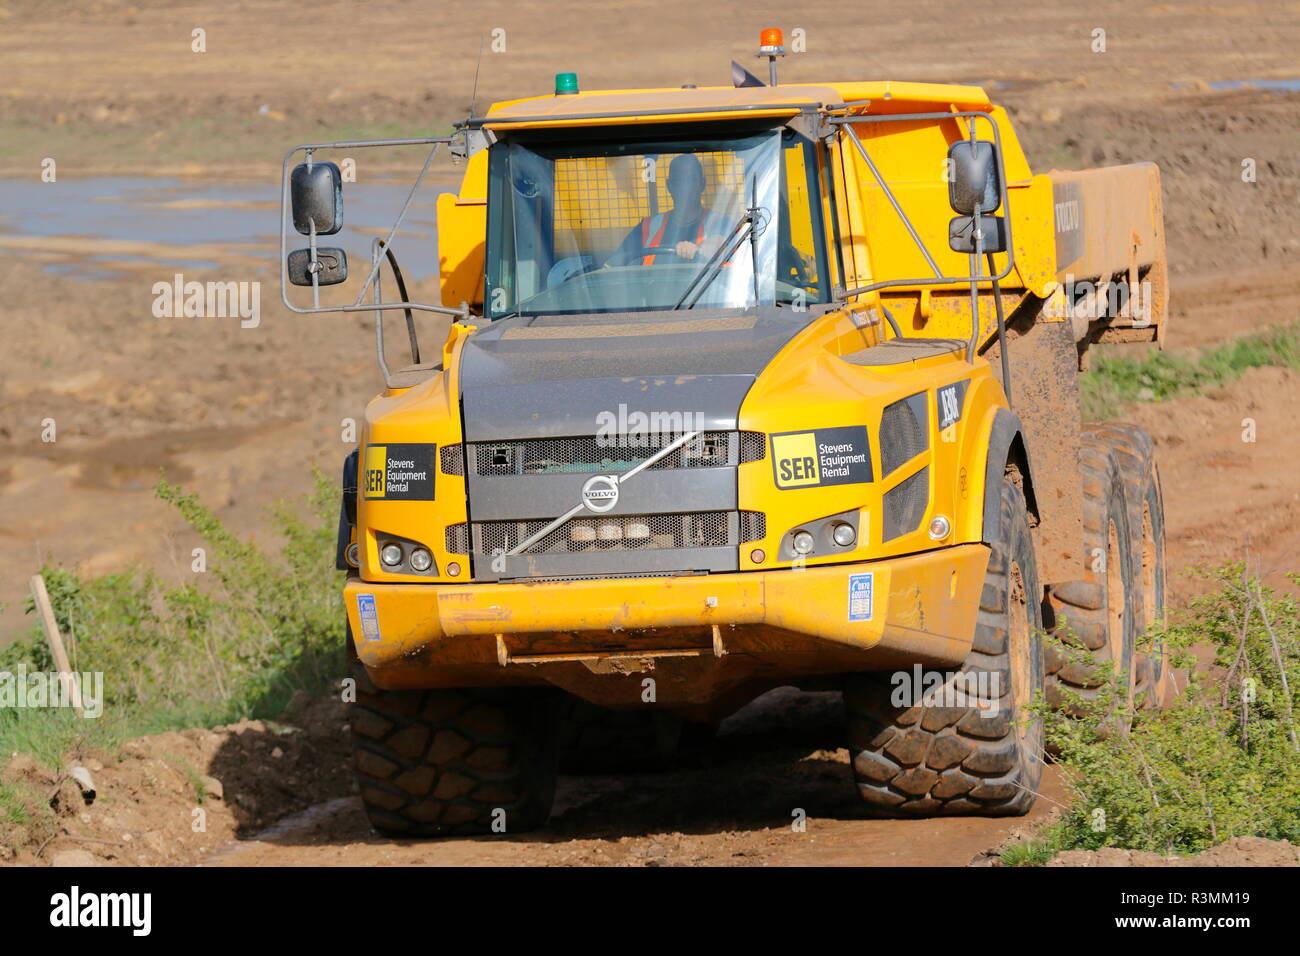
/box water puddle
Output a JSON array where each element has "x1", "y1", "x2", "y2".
[
  {"x1": 1172, "y1": 77, "x2": 1300, "y2": 92},
  {"x1": 0, "y1": 176, "x2": 451, "y2": 281}
]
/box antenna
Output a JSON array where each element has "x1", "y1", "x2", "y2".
[{"x1": 469, "y1": 35, "x2": 485, "y2": 119}]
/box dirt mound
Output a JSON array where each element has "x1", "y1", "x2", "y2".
[
  {"x1": 1047, "y1": 836, "x2": 1300, "y2": 867},
  {"x1": 0, "y1": 694, "x2": 352, "y2": 866},
  {"x1": 1123, "y1": 365, "x2": 1300, "y2": 604},
  {"x1": 1011, "y1": 89, "x2": 1300, "y2": 279}
]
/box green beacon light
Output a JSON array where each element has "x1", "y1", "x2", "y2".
[{"x1": 555, "y1": 72, "x2": 579, "y2": 95}]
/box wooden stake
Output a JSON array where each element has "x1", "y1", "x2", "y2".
[{"x1": 29, "y1": 574, "x2": 84, "y2": 717}]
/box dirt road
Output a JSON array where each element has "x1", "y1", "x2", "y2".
[
  {"x1": 210, "y1": 691, "x2": 1072, "y2": 867},
  {"x1": 2, "y1": 0, "x2": 1298, "y2": 865}
]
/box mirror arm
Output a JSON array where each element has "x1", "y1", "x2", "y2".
[
  {"x1": 832, "y1": 110, "x2": 1016, "y2": 302},
  {"x1": 351, "y1": 140, "x2": 441, "y2": 307},
  {"x1": 843, "y1": 123, "x2": 943, "y2": 279},
  {"x1": 372, "y1": 242, "x2": 392, "y2": 387},
  {"x1": 309, "y1": 219, "x2": 321, "y2": 310},
  {"x1": 988, "y1": 251, "x2": 1011, "y2": 405},
  {"x1": 279, "y1": 136, "x2": 469, "y2": 322},
  {"x1": 965, "y1": 196, "x2": 983, "y2": 363},
  {"x1": 379, "y1": 239, "x2": 420, "y2": 365}
]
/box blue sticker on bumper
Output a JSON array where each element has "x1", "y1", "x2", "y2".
[
  {"x1": 848, "y1": 573, "x2": 874, "y2": 622},
  {"x1": 356, "y1": 593, "x2": 381, "y2": 642}
]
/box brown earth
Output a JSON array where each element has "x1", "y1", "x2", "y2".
[
  {"x1": 2, "y1": 688, "x2": 1075, "y2": 867},
  {"x1": 0, "y1": 694, "x2": 354, "y2": 866},
  {"x1": 1, "y1": 0, "x2": 1299, "y2": 866},
  {"x1": 1046, "y1": 836, "x2": 1300, "y2": 867}
]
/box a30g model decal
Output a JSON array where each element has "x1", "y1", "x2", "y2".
[
  {"x1": 363, "y1": 443, "x2": 436, "y2": 500},
  {"x1": 937, "y1": 380, "x2": 969, "y2": 431},
  {"x1": 771, "y1": 426, "x2": 872, "y2": 489}
]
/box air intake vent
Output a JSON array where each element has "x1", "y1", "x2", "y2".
[
  {"x1": 440, "y1": 444, "x2": 465, "y2": 476},
  {"x1": 445, "y1": 523, "x2": 470, "y2": 555},
  {"x1": 739, "y1": 431, "x2": 767, "y2": 463},
  {"x1": 468, "y1": 431, "x2": 745, "y2": 476},
  {"x1": 739, "y1": 510, "x2": 767, "y2": 543},
  {"x1": 879, "y1": 394, "x2": 928, "y2": 477},
  {"x1": 882, "y1": 467, "x2": 929, "y2": 542}
]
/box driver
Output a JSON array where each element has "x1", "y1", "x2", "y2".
[{"x1": 610, "y1": 154, "x2": 729, "y2": 265}]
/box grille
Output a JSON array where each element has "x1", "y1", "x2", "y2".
[
  {"x1": 883, "y1": 466, "x2": 929, "y2": 542},
  {"x1": 879, "y1": 394, "x2": 928, "y2": 477},
  {"x1": 739, "y1": 510, "x2": 767, "y2": 543},
  {"x1": 474, "y1": 511, "x2": 734, "y2": 556},
  {"x1": 440, "y1": 444, "x2": 464, "y2": 476},
  {"x1": 739, "y1": 431, "x2": 767, "y2": 463},
  {"x1": 470, "y1": 431, "x2": 749, "y2": 476},
  {"x1": 445, "y1": 522, "x2": 470, "y2": 555}
]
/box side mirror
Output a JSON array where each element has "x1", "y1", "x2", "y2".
[
  {"x1": 290, "y1": 161, "x2": 343, "y2": 235},
  {"x1": 948, "y1": 215, "x2": 1007, "y2": 254},
  {"x1": 287, "y1": 247, "x2": 348, "y2": 286},
  {"x1": 947, "y1": 140, "x2": 1000, "y2": 215}
]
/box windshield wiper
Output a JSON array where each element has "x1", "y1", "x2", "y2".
[{"x1": 673, "y1": 187, "x2": 767, "y2": 310}]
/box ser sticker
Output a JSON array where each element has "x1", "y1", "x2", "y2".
[
  {"x1": 771, "y1": 425, "x2": 872, "y2": 490},
  {"x1": 937, "y1": 380, "x2": 969, "y2": 431},
  {"x1": 363, "y1": 443, "x2": 436, "y2": 501},
  {"x1": 356, "y1": 593, "x2": 381, "y2": 642},
  {"x1": 848, "y1": 572, "x2": 874, "y2": 622}
]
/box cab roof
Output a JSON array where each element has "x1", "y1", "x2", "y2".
[{"x1": 479, "y1": 81, "x2": 992, "y2": 129}]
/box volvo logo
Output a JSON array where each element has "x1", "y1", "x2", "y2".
[
  {"x1": 580, "y1": 474, "x2": 620, "y2": 513},
  {"x1": 504, "y1": 432, "x2": 699, "y2": 557}
]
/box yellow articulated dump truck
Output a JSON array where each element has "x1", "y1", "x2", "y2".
[{"x1": 279, "y1": 30, "x2": 1172, "y2": 834}]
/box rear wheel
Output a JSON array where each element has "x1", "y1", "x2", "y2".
[
  {"x1": 845, "y1": 477, "x2": 1044, "y2": 817},
  {"x1": 1083, "y1": 422, "x2": 1174, "y2": 709},
  {"x1": 348, "y1": 644, "x2": 560, "y2": 837},
  {"x1": 1045, "y1": 434, "x2": 1137, "y2": 720}
]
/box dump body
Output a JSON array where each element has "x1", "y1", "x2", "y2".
[{"x1": 344, "y1": 78, "x2": 1168, "y2": 714}]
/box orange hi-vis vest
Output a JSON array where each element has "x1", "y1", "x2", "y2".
[
  {"x1": 638, "y1": 210, "x2": 732, "y2": 266},
  {"x1": 640, "y1": 213, "x2": 704, "y2": 265}
]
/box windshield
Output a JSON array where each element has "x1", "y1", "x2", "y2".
[{"x1": 484, "y1": 126, "x2": 830, "y2": 318}]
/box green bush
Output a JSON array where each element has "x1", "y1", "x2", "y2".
[
  {"x1": 1081, "y1": 323, "x2": 1300, "y2": 419},
  {"x1": 0, "y1": 470, "x2": 345, "y2": 765},
  {"x1": 1036, "y1": 564, "x2": 1300, "y2": 857}
]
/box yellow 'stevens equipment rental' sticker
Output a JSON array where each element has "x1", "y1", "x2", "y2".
[
  {"x1": 363, "y1": 444, "x2": 436, "y2": 500},
  {"x1": 770, "y1": 426, "x2": 872, "y2": 489}
]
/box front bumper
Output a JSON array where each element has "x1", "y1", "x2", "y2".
[{"x1": 345, "y1": 543, "x2": 990, "y2": 708}]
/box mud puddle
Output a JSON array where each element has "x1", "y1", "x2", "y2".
[{"x1": 0, "y1": 177, "x2": 449, "y2": 281}]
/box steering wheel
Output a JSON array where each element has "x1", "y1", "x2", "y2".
[{"x1": 609, "y1": 246, "x2": 693, "y2": 265}]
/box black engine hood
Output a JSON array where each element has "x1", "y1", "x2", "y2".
[{"x1": 458, "y1": 308, "x2": 813, "y2": 441}]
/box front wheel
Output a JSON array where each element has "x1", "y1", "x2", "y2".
[
  {"x1": 348, "y1": 644, "x2": 560, "y2": 837},
  {"x1": 845, "y1": 477, "x2": 1045, "y2": 817}
]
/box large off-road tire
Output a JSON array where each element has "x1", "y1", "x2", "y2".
[
  {"x1": 1045, "y1": 434, "x2": 1137, "y2": 717},
  {"x1": 1082, "y1": 422, "x2": 1174, "y2": 710},
  {"x1": 845, "y1": 478, "x2": 1045, "y2": 817},
  {"x1": 348, "y1": 648, "x2": 560, "y2": 837}
]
